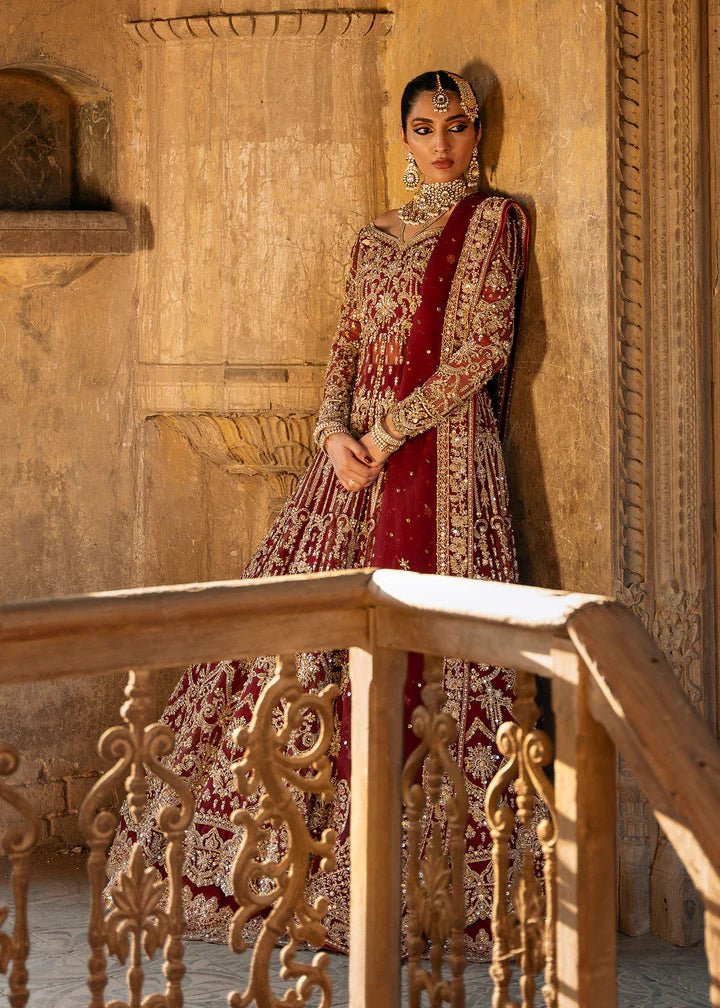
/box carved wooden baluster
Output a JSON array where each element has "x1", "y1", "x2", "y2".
[
  {"x1": 485, "y1": 671, "x2": 557, "y2": 1008},
  {"x1": 401, "y1": 655, "x2": 469, "y2": 1008},
  {"x1": 228, "y1": 653, "x2": 340, "y2": 1008},
  {"x1": 0, "y1": 745, "x2": 41, "y2": 1008},
  {"x1": 78, "y1": 667, "x2": 194, "y2": 1008}
]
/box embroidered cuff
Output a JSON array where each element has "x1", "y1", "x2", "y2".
[{"x1": 388, "y1": 391, "x2": 437, "y2": 439}]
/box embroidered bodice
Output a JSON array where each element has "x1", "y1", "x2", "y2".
[{"x1": 314, "y1": 209, "x2": 524, "y2": 446}]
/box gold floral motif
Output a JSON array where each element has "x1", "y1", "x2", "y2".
[
  {"x1": 485, "y1": 672, "x2": 557, "y2": 1008},
  {"x1": 228, "y1": 654, "x2": 340, "y2": 1008},
  {"x1": 79, "y1": 668, "x2": 195, "y2": 1008},
  {"x1": 0, "y1": 745, "x2": 41, "y2": 1008},
  {"x1": 105, "y1": 846, "x2": 170, "y2": 1005},
  {"x1": 402, "y1": 655, "x2": 469, "y2": 1007}
]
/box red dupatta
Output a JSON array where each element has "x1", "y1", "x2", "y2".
[{"x1": 370, "y1": 193, "x2": 529, "y2": 577}]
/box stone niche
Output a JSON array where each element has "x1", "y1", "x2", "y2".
[{"x1": 0, "y1": 64, "x2": 130, "y2": 287}]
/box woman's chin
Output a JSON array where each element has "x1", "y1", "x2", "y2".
[{"x1": 423, "y1": 169, "x2": 467, "y2": 185}]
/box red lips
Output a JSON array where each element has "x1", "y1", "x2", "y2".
[{"x1": 432, "y1": 159, "x2": 453, "y2": 168}]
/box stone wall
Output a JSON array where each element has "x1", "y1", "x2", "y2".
[
  {"x1": 0, "y1": 0, "x2": 145, "y2": 847},
  {"x1": 384, "y1": 2, "x2": 612, "y2": 597},
  {"x1": 0, "y1": 0, "x2": 391, "y2": 848},
  {"x1": 131, "y1": 4, "x2": 389, "y2": 585}
]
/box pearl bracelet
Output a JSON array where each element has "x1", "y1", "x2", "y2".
[
  {"x1": 318, "y1": 424, "x2": 349, "y2": 451},
  {"x1": 370, "y1": 418, "x2": 405, "y2": 455}
]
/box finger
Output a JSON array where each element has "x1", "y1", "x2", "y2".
[
  {"x1": 344, "y1": 474, "x2": 370, "y2": 492},
  {"x1": 347, "y1": 442, "x2": 376, "y2": 466},
  {"x1": 343, "y1": 460, "x2": 376, "y2": 482}
]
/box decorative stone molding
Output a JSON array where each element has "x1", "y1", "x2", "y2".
[
  {"x1": 609, "y1": 0, "x2": 714, "y2": 943},
  {"x1": 0, "y1": 212, "x2": 131, "y2": 288},
  {"x1": 126, "y1": 10, "x2": 394, "y2": 45},
  {"x1": 157, "y1": 412, "x2": 315, "y2": 503}
]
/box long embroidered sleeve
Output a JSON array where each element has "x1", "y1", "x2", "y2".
[
  {"x1": 388, "y1": 211, "x2": 525, "y2": 438},
  {"x1": 313, "y1": 236, "x2": 364, "y2": 447}
]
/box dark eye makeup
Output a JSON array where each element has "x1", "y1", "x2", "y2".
[{"x1": 412, "y1": 123, "x2": 469, "y2": 136}]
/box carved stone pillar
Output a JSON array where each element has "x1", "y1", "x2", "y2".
[{"x1": 610, "y1": 0, "x2": 715, "y2": 943}]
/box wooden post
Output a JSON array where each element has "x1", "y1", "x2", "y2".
[
  {"x1": 551, "y1": 649, "x2": 617, "y2": 1008},
  {"x1": 347, "y1": 642, "x2": 407, "y2": 1008}
]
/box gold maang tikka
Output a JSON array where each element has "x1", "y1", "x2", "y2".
[
  {"x1": 431, "y1": 72, "x2": 450, "y2": 113},
  {"x1": 431, "y1": 70, "x2": 479, "y2": 122}
]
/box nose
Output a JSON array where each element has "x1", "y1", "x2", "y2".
[{"x1": 433, "y1": 134, "x2": 449, "y2": 153}]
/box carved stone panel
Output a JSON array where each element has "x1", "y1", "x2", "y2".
[
  {"x1": 0, "y1": 72, "x2": 72, "y2": 211},
  {"x1": 610, "y1": 0, "x2": 714, "y2": 944},
  {"x1": 141, "y1": 413, "x2": 315, "y2": 586}
]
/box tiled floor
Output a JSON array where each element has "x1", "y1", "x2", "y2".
[{"x1": 0, "y1": 853, "x2": 711, "y2": 1006}]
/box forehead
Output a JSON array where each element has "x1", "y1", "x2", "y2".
[{"x1": 407, "y1": 89, "x2": 466, "y2": 121}]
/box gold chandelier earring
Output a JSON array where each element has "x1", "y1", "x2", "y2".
[
  {"x1": 466, "y1": 148, "x2": 480, "y2": 184},
  {"x1": 403, "y1": 151, "x2": 421, "y2": 190}
]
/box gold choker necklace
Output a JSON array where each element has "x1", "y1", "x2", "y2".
[{"x1": 398, "y1": 178, "x2": 469, "y2": 226}]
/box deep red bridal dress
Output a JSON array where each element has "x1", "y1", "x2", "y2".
[{"x1": 108, "y1": 193, "x2": 529, "y2": 960}]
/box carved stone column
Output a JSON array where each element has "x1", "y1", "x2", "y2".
[{"x1": 610, "y1": 0, "x2": 715, "y2": 943}]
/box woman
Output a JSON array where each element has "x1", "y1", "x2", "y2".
[{"x1": 108, "y1": 70, "x2": 529, "y2": 961}]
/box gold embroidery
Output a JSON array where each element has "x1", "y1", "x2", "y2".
[{"x1": 106, "y1": 203, "x2": 526, "y2": 960}]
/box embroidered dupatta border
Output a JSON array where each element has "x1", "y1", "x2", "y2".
[{"x1": 436, "y1": 197, "x2": 515, "y2": 579}]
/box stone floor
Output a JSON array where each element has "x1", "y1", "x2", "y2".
[{"x1": 0, "y1": 853, "x2": 711, "y2": 1006}]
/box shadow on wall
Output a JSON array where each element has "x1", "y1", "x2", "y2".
[{"x1": 462, "y1": 58, "x2": 561, "y2": 593}]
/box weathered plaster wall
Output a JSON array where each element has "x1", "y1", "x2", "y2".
[
  {"x1": 0, "y1": 0, "x2": 145, "y2": 845},
  {"x1": 133, "y1": 7, "x2": 389, "y2": 584},
  {"x1": 0, "y1": 2, "x2": 390, "y2": 845},
  {"x1": 384, "y1": 1, "x2": 612, "y2": 595}
]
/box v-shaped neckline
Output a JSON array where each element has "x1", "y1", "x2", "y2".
[{"x1": 368, "y1": 222, "x2": 445, "y2": 251}]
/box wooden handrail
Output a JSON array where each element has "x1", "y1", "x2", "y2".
[
  {"x1": 0, "y1": 569, "x2": 606, "y2": 682},
  {"x1": 568, "y1": 603, "x2": 720, "y2": 953},
  {"x1": 2, "y1": 567, "x2": 718, "y2": 876}
]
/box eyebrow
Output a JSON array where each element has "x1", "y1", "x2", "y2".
[{"x1": 410, "y1": 114, "x2": 468, "y2": 124}]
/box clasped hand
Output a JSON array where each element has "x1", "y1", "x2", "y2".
[{"x1": 325, "y1": 431, "x2": 389, "y2": 493}]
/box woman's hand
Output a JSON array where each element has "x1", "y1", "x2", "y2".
[
  {"x1": 325, "y1": 432, "x2": 384, "y2": 492},
  {"x1": 359, "y1": 431, "x2": 390, "y2": 467}
]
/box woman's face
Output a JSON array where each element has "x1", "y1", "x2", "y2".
[{"x1": 401, "y1": 90, "x2": 480, "y2": 185}]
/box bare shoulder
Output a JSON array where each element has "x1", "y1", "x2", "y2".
[{"x1": 372, "y1": 208, "x2": 402, "y2": 238}]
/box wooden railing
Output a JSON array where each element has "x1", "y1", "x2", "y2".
[{"x1": 0, "y1": 568, "x2": 718, "y2": 1007}]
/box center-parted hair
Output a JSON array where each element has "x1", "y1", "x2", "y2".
[{"x1": 401, "y1": 70, "x2": 480, "y2": 131}]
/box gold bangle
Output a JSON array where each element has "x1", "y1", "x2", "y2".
[{"x1": 370, "y1": 418, "x2": 404, "y2": 454}]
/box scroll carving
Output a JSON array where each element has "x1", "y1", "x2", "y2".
[
  {"x1": 611, "y1": 0, "x2": 712, "y2": 705},
  {"x1": 228, "y1": 654, "x2": 339, "y2": 1008},
  {"x1": 485, "y1": 671, "x2": 557, "y2": 1008},
  {"x1": 158, "y1": 412, "x2": 314, "y2": 503},
  {"x1": 126, "y1": 10, "x2": 394, "y2": 45},
  {"x1": 78, "y1": 668, "x2": 195, "y2": 1008},
  {"x1": 0, "y1": 745, "x2": 41, "y2": 1008},
  {"x1": 401, "y1": 656, "x2": 468, "y2": 1008}
]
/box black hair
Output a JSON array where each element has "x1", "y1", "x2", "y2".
[{"x1": 401, "y1": 70, "x2": 479, "y2": 132}]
